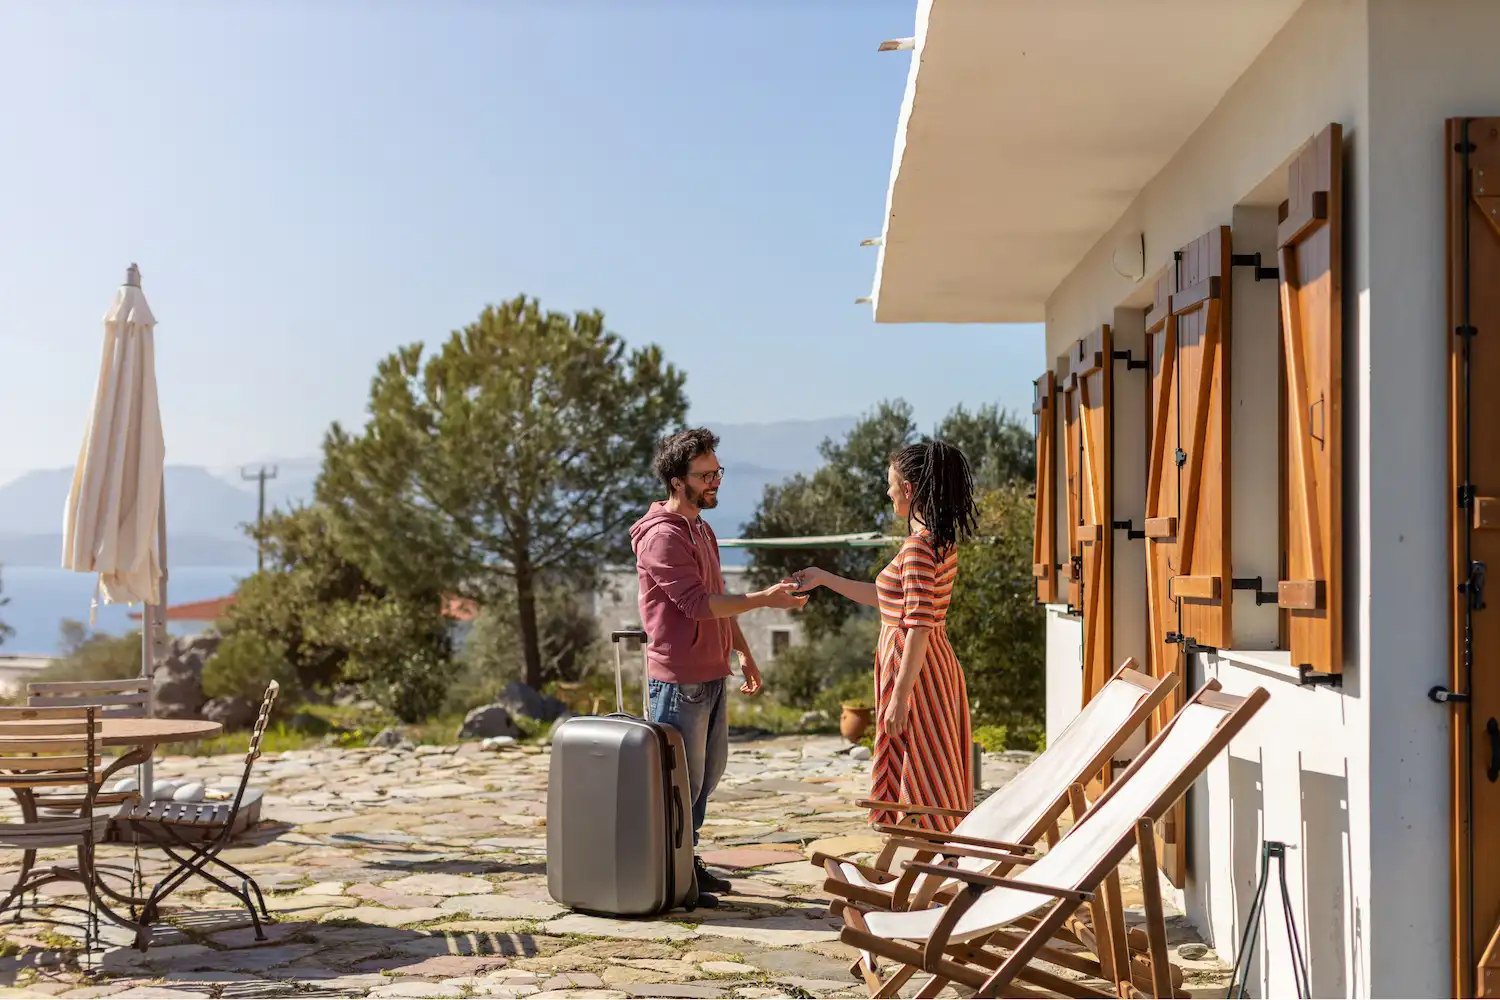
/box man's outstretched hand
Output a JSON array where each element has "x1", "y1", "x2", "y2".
[{"x1": 756, "y1": 581, "x2": 808, "y2": 610}]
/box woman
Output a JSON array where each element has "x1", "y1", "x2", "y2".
[{"x1": 791, "y1": 441, "x2": 979, "y2": 832}]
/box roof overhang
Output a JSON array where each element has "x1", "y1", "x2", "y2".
[{"x1": 870, "y1": 0, "x2": 1305, "y2": 324}]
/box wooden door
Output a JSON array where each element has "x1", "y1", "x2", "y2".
[
  {"x1": 1447, "y1": 117, "x2": 1500, "y2": 1000},
  {"x1": 1277, "y1": 123, "x2": 1344, "y2": 680},
  {"x1": 1064, "y1": 367, "x2": 1083, "y2": 611},
  {"x1": 1075, "y1": 327, "x2": 1113, "y2": 706},
  {"x1": 1032, "y1": 371, "x2": 1058, "y2": 605}
]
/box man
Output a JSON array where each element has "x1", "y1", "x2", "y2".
[{"x1": 629, "y1": 427, "x2": 805, "y2": 903}]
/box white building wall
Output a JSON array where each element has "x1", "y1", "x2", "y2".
[
  {"x1": 1042, "y1": 0, "x2": 1378, "y2": 994},
  {"x1": 1039, "y1": 1, "x2": 1500, "y2": 992}
]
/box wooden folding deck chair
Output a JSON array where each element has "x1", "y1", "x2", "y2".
[
  {"x1": 813, "y1": 660, "x2": 1173, "y2": 914},
  {"x1": 835, "y1": 680, "x2": 1268, "y2": 999}
]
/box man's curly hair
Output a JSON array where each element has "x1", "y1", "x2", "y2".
[{"x1": 653, "y1": 427, "x2": 720, "y2": 491}]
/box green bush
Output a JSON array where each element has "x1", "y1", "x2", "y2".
[
  {"x1": 770, "y1": 616, "x2": 878, "y2": 710},
  {"x1": 34, "y1": 621, "x2": 141, "y2": 684},
  {"x1": 203, "y1": 631, "x2": 301, "y2": 705},
  {"x1": 972, "y1": 724, "x2": 1009, "y2": 752}
]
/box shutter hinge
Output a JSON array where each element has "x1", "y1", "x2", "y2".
[
  {"x1": 1460, "y1": 484, "x2": 1475, "y2": 509},
  {"x1": 1112, "y1": 519, "x2": 1146, "y2": 541},
  {"x1": 1457, "y1": 325, "x2": 1478, "y2": 339},
  {"x1": 1298, "y1": 665, "x2": 1343, "y2": 688},
  {"x1": 1457, "y1": 141, "x2": 1479, "y2": 153},
  {"x1": 1231, "y1": 252, "x2": 1280, "y2": 282},
  {"x1": 1429, "y1": 686, "x2": 1470, "y2": 705},
  {"x1": 1232, "y1": 576, "x2": 1281, "y2": 606},
  {"x1": 1111, "y1": 350, "x2": 1148, "y2": 371},
  {"x1": 1165, "y1": 632, "x2": 1216, "y2": 655},
  {"x1": 1174, "y1": 448, "x2": 1187, "y2": 468}
]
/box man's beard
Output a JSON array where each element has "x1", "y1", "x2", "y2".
[{"x1": 689, "y1": 484, "x2": 719, "y2": 510}]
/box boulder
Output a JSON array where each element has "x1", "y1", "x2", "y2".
[
  {"x1": 547, "y1": 712, "x2": 578, "y2": 740},
  {"x1": 369, "y1": 728, "x2": 410, "y2": 749},
  {"x1": 497, "y1": 682, "x2": 568, "y2": 723},
  {"x1": 457, "y1": 704, "x2": 521, "y2": 741},
  {"x1": 152, "y1": 633, "x2": 219, "y2": 719},
  {"x1": 201, "y1": 696, "x2": 258, "y2": 731}
]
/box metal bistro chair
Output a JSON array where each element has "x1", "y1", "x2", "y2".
[
  {"x1": 115, "y1": 681, "x2": 278, "y2": 950},
  {"x1": 0, "y1": 706, "x2": 144, "y2": 954},
  {"x1": 25, "y1": 679, "x2": 152, "y2": 905}
]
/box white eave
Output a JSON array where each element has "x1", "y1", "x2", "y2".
[{"x1": 870, "y1": 0, "x2": 1305, "y2": 324}]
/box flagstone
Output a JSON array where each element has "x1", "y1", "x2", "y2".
[
  {"x1": 322, "y1": 905, "x2": 448, "y2": 927},
  {"x1": 543, "y1": 914, "x2": 699, "y2": 942},
  {"x1": 349, "y1": 883, "x2": 443, "y2": 908},
  {"x1": 440, "y1": 895, "x2": 565, "y2": 920}
]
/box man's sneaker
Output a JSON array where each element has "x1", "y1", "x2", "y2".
[{"x1": 694, "y1": 856, "x2": 734, "y2": 894}]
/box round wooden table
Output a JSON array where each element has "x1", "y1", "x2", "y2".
[{"x1": 94, "y1": 718, "x2": 222, "y2": 749}]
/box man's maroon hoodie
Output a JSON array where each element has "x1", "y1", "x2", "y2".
[{"x1": 629, "y1": 502, "x2": 732, "y2": 684}]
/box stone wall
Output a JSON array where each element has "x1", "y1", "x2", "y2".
[{"x1": 591, "y1": 565, "x2": 803, "y2": 672}]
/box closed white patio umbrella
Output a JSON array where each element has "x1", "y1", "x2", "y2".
[{"x1": 60, "y1": 263, "x2": 168, "y2": 787}]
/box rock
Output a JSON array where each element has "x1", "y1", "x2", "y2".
[
  {"x1": 482, "y1": 736, "x2": 518, "y2": 750},
  {"x1": 798, "y1": 710, "x2": 827, "y2": 730},
  {"x1": 153, "y1": 633, "x2": 219, "y2": 718},
  {"x1": 369, "y1": 728, "x2": 410, "y2": 749},
  {"x1": 548, "y1": 713, "x2": 578, "y2": 739},
  {"x1": 201, "y1": 696, "x2": 257, "y2": 730},
  {"x1": 849, "y1": 745, "x2": 872, "y2": 761},
  {"x1": 111, "y1": 776, "x2": 140, "y2": 793},
  {"x1": 497, "y1": 682, "x2": 569, "y2": 723},
  {"x1": 457, "y1": 705, "x2": 521, "y2": 741},
  {"x1": 1177, "y1": 942, "x2": 1209, "y2": 961},
  {"x1": 171, "y1": 782, "x2": 206, "y2": 802},
  {"x1": 151, "y1": 779, "x2": 186, "y2": 801}
]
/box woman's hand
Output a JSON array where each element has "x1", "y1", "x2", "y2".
[
  {"x1": 787, "y1": 567, "x2": 827, "y2": 593},
  {"x1": 881, "y1": 692, "x2": 912, "y2": 737}
]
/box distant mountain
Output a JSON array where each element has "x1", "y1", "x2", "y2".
[
  {"x1": 0, "y1": 418, "x2": 859, "y2": 569},
  {"x1": 0, "y1": 532, "x2": 253, "y2": 568}
]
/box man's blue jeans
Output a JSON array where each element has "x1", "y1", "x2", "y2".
[{"x1": 648, "y1": 677, "x2": 728, "y2": 848}]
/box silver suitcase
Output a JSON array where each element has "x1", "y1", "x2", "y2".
[{"x1": 546, "y1": 629, "x2": 698, "y2": 915}]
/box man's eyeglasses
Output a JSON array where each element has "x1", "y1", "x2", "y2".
[{"x1": 686, "y1": 469, "x2": 725, "y2": 485}]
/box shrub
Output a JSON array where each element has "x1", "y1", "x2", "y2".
[
  {"x1": 34, "y1": 621, "x2": 141, "y2": 683},
  {"x1": 203, "y1": 631, "x2": 301, "y2": 705},
  {"x1": 769, "y1": 616, "x2": 878, "y2": 710}
]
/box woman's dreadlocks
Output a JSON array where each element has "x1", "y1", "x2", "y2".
[{"x1": 891, "y1": 440, "x2": 979, "y2": 558}]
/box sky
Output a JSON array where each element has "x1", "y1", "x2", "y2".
[{"x1": 0, "y1": 0, "x2": 1044, "y2": 475}]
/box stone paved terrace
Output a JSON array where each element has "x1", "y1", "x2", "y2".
[{"x1": 0, "y1": 736, "x2": 1233, "y2": 998}]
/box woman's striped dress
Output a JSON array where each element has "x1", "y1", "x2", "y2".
[{"x1": 869, "y1": 532, "x2": 973, "y2": 832}]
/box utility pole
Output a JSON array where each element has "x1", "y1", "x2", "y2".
[{"x1": 241, "y1": 465, "x2": 279, "y2": 571}]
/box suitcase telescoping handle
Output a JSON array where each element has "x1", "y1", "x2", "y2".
[{"x1": 610, "y1": 629, "x2": 651, "y2": 719}]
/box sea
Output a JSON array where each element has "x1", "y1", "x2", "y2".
[{"x1": 0, "y1": 566, "x2": 253, "y2": 656}]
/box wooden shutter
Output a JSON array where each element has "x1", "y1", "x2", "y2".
[
  {"x1": 1032, "y1": 371, "x2": 1058, "y2": 605},
  {"x1": 1143, "y1": 270, "x2": 1187, "y2": 886},
  {"x1": 1075, "y1": 327, "x2": 1114, "y2": 705},
  {"x1": 1139, "y1": 228, "x2": 1231, "y2": 887},
  {"x1": 1446, "y1": 117, "x2": 1500, "y2": 1000},
  {"x1": 1172, "y1": 227, "x2": 1233, "y2": 649},
  {"x1": 1064, "y1": 364, "x2": 1083, "y2": 611},
  {"x1": 1277, "y1": 123, "x2": 1344, "y2": 679}
]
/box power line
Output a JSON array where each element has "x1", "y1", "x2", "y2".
[{"x1": 240, "y1": 465, "x2": 279, "y2": 571}]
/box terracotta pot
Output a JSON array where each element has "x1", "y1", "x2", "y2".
[{"x1": 840, "y1": 704, "x2": 875, "y2": 743}]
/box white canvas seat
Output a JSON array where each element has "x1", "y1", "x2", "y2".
[
  {"x1": 837, "y1": 682, "x2": 1268, "y2": 999},
  {"x1": 817, "y1": 659, "x2": 1172, "y2": 912}
]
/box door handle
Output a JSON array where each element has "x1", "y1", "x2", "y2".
[
  {"x1": 1309, "y1": 395, "x2": 1325, "y2": 446},
  {"x1": 1487, "y1": 718, "x2": 1499, "y2": 783}
]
